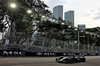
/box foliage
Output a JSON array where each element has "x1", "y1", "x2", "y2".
[
  {"x1": 0, "y1": 23, "x2": 4, "y2": 32},
  {"x1": 37, "y1": 20, "x2": 76, "y2": 42}
]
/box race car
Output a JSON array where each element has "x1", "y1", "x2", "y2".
[{"x1": 55, "y1": 54, "x2": 86, "y2": 63}]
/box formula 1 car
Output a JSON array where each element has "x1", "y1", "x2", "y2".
[{"x1": 55, "y1": 55, "x2": 86, "y2": 63}]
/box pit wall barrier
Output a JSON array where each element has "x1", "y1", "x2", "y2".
[{"x1": 0, "y1": 50, "x2": 99, "y2": 57}]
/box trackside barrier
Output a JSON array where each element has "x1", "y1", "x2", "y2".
[
  {"x1": 0, "y1": 50, "x2": 25, "y2": 56},
  {"x1": 0, "y1": 50, "x2": 99, "y2": 57}
]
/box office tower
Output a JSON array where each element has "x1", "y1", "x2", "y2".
[
  {"x1": 78, "y1": 24, "x2": 86, "y2": 30},
  {"x1": 65, "y1": 11, "x2": 74, "y2": 26},
  {"x1": 53, "y1": 5, "x2": 63, "y2": 23}
]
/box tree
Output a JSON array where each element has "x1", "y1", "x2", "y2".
[
  {"x1": 0, "y1": 23, "x2": 4, "y2": 32},
  {"x1": 0, "y1": 0, "x2": 50, "y2": 45},
  {"x1": 85, "y1": 27, "x2": 100, "y2": 46}
]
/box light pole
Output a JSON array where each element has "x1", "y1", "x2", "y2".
[
  {"x1": 77, "y1": 30, "x2": 85, "y2": 53},
  {"x1": 78, "y1": 30, "x2": 80, "y2": 53},
  {"x1": 68, "y1": 26, "x2": 72, "y2": 50},
  {"x1": 61, "y1": 23, "x2": 65, "y2": 52},
  {"x1": 10, "y1": 3, "x2": 18, "y2": 45},
  {"x1": 87, "y1": 36, "x2": 90, "y2": 53},
  {"x1": 83, "y1": 44, "x2": 86, "y2": 53},
  {"x1": 86, "y1": 32, "x2": 91, "y2": 53}
]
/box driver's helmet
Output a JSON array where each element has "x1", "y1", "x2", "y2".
[{"x1": 73, "y1": 54, "x2": 76, "y2": 57}]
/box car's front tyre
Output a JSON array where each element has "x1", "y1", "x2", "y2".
[{"x1": 56, "y1": 58, "x2": 61, "y2": 63}]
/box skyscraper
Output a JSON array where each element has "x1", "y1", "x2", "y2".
[
  {"x1": 64, "y1": 11, "x2": 74, "y2": 26},
  {"x1": 53, "y1": 5, "x2": 63, "y2": 23},
  {"x1": 78, "y1": 24, "x2": 86, "y2": 30}
]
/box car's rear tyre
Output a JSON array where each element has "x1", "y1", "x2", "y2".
[
  {"x1": 81, "y1": 58, "x2": 86, "y2": 62},
  {"x1": 69, "y1": 59, "x2": 74, "y2": 63}
]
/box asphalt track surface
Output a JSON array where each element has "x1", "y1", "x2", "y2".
[{"x1": 0, "y1": 56, "x2": 100, "y2": 66}]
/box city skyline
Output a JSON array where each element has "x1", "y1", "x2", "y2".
[{"x1": 41, "y1": 0, "x2": 100, "y2": 28}]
